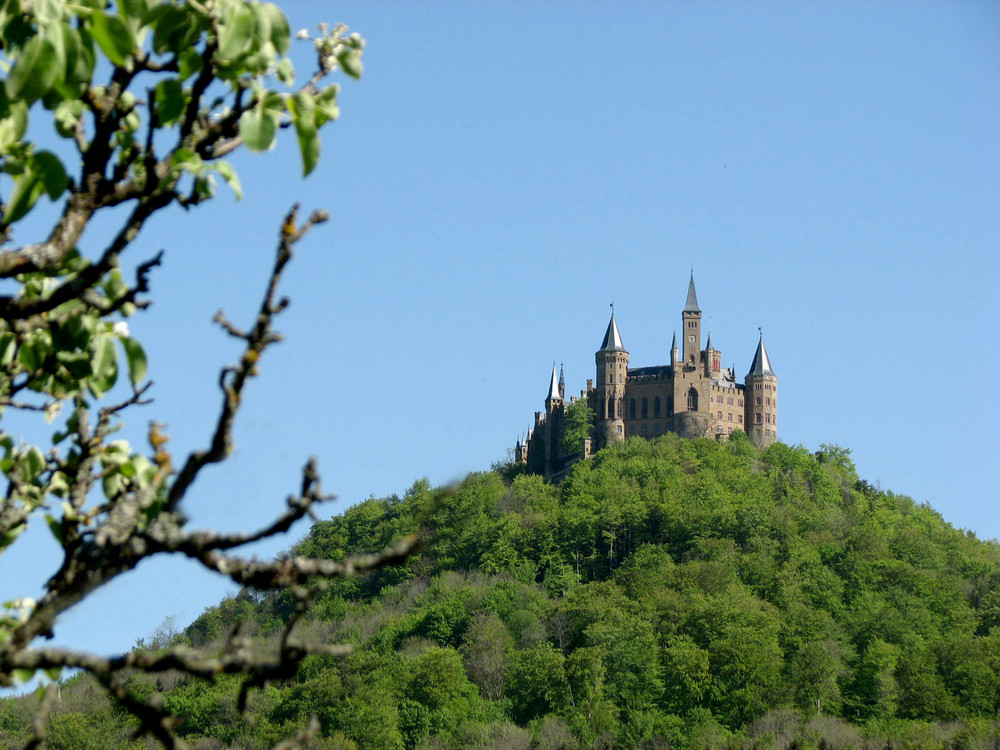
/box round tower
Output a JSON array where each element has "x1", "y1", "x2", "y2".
[
  {"x1": 745, "y1": 333, "x2": 777, "y2": 448},
  {"x1": 595, "y1": 311, "x2": 628, "y2": 447}
]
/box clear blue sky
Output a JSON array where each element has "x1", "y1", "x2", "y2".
[{"x1": 2, "y1": 1, "x2": 998, "y2": 663}]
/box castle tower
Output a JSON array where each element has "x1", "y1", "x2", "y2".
[
  {"x1": 705, "y1": 331, "x2": 721, "y2": 376},
  {"x1": 595, "y1": 311, "x2": 628, "y2": 447},
  {"x1": 745, "y1": 334, "x2": 777, "y2": 447},
  {"x1": 682, "y1": 272, "x2": 702, "y2": 364},
  {"x1": 544, "y1": 363, "x2": 565, "y2": 474}
]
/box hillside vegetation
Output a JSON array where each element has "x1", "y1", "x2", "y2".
[{"x1": 3, "y1": 433, "x2": 999, "y2": 749}]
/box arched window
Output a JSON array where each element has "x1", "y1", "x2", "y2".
[
  {"x1": 687, "y1": 387, "x2": 698, "y2": 411},
  {"x1": 641, "y1": 398, "x2": 648, "y2": 419},
  {"x1": 628, "y1": 399, "x2": 636, "y2": 419},
  {"x1": 654, "y1": 397, "x2": 661, "y2": 418},
  {"x1": 617, "y1": 398, "x2": 624, "y2": 418},
  {"x1": 667, "y1": 396, "x2": 673, "y2": 416},
  {"x1": 607, "y1": 396, "x2": 614, "y2": 420}
]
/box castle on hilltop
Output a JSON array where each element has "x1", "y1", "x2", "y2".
[{"x1": 515, "y1": 274, "x2": 778, "y2": 480}]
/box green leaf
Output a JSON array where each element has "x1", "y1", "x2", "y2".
[
  {"x1": 21, "y1": 445, "x2": 45, "y2": 480},
  {"x1": 44, "y1": 667, "x2": 62, "y2": 681},
  {"x1": 0, "y1": 100, "x2": 28, "y2": 154},
  {"x1": 120, "y1": 336, "x2": 147, "y2": 386},
  {"x1": 178, "y1": 48, "x2": 203, "y2": 80},
  {"x1": 290, "y1": 90, "x2": 319, "y2": 176},
  {"x1": 213, "y1": 160, "x2": 242, "y2": 200},
  {"x1": 90, "y1": 10, "x2": 136, "y2": 67},
  {"x1": 32, "y1": 151, "x2": 68, "y2": 200},
  {"x1": 274, "y1": 57, "x2": 294, "y2": 86},
  {"x1": 54, "y1": 98, "x2": 85, "y2": 138},
  {"x1": 153, "y1": 5, "x2": 195, "y2": 56},
  {"x1": 315, "y1": 84, "x2": 340, "y2": 126},
  {"x1": 254, "y1": 2, "x2": 289, "y2": 55},
  {"x1": 6, "y1": 35, "x2": 60, "y2": 103},
  {"x1": 217, "y1": 2, "x2": 255, "y2": 61},
  {"x1": 0, "y1": 522, "x2": 25, "y2": 550},
  {"x1": 11, "y1": 668, "x2": 35, "y2": 685},
  {"x1": 44, "y1": 515, "x2": 62, "y2": 544},
  {"x1": 337, "y1": 48, "x2": 363, "y2": 80},
  {"x1": 4, "y1": 169, "x2": 45, "y2": 225},
  {"x1": 88, "y1": 334, "x2": 118, "y2": 397},
  {"x1": 238, "y1": 105, "x2": 278, "y2": 152},
  {"x1": 0, "y1": 333, "x2": 16, "y2": 366},
  {"x1": 119, "y1": 0, "x2": 151, "y2": 26},
  {"x1": 154, "y1": 78, "x2": 185, "y2": 125}
]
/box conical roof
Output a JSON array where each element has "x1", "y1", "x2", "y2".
[
  {"x1": 747, "y1": 335, "x2": 775, "y2": 377},
  {"x1": 684, "y1": 272, "x2": 700, "y2": 313},
  {"x1": 599, "y1": 314, "x2": 626, "y2": 352},
  {"x1": 546, "y1": 363, "x2": 561, "y2": 401}
]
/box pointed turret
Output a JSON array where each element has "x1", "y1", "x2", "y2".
[
  {"x1": 558, "y1": 363, "x2": 566, "y2": 400},
  {"x1": 599, "y1": 313, "x2": 626, "y2": 352},
  {"x1": 595, "y1": 310, "x2": 628, "y2": 448},
  {"x1": 745, "y1": 333, "x2": 777, "y2": 449},
  {"x1": 747, "y1": 335, "x2": 776, "y2": 377},
  {"x1": 546, "y1": 363, "x2": 561, "y2": 403},
  {"x1": 681, "y1": 273, "x2": 702, "y2": 362},
  {"x1": 684, "y1": 272, "x2": 700, "y2": 313}
]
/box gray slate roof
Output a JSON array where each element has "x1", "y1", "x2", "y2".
[
  {"x1": 599, "y1": 314, "x2": 626, "y2": 352},
  {"x1": 546, "y1": 363, "x2": 561, "y2": 401},
  {"x1": 747, "y1": 335, "x2": 776, "y2": 377},
  {"x1": 684, "y1": 273, "x2": 701, "y2": 313}
]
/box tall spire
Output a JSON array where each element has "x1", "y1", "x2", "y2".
[
  {"x1": 546, "y1": 362, "x2": 561, "y2": 401},
  {"x1": 684, "y1": 271, "x2": 700, "y2": 313},
  {"x1": 599, "y1": 312, "x2": 626, "y2": 352},
  {"x1": 747, "y1": 333, "x2": 775, "y2": 376},
  {"x1": 558, "y1": 363, "x2": 566, "y2": 400},
  {"x1": 671, "y1": 331, "x2": 677, "y2": 350}
]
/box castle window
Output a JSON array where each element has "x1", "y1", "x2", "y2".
[
  {"x1": 765, "y1": 413, "x2": 771, "y2": 423},
  {"x1": 618, "y1": 374, "x2": 623, "y2": 384},
  {"x1": 738, "y1": 399, "x2": 744, "y2": 407},
  {"x1": 667, "y1": 396, "x2": 673, "y2": 416},
  {"x1": 717, "y1": 411, "x2": 722, "y2": 420},
  {"x1": 766, "y1": 397, "x2": 770, "y2": 405},
  {"x1": 654, "y1": 397, "x2": 661, "y2": 418},
  {"x1": 609, "y1": 375, "x2": 613, "y2": 384},
  {"x1": 727, "y1": 397, "x2": 733, "y2": 405},
  {"x1": 641, "y1": 425, "x2": 647, "y2": 434},
  {"x1": 641, "y1": 398, "x2": 648, "y2": 418},
  {"x1": 727, "y1": 413, "x2": 733, "y2": 422},
  {"x1": 618, "y1": 398, "x2": 624, "y2": 418},
  {"x1": 629, "y1": 425, "x2": 636, "y2": 435},
  {"x1": 756, "y1": 397, "x2": 762, "y2": 406},
  {"x1": 716, "y1": 395, "x2": 723, "y2": 404},
  {"x1": 738, "y1": 415, "x2": 743, "y2": 424},
  {"x1": 607, "y1": 396, "x2": 614, "y2": 419},
  {"x1": 617, "y1": 425, "x2": 622, "y2": 434},
  {"x1": 654, "y1": 423, "x2": 661, "y2": 432},
  {"x1": 629, "y1": 399, "x2": 636, "y2": 419},
  {"x1": 687, "y1": 388, "x2": 698, "y2": 411},
  {"x1": 756, "y1": 414, "x2": 762, "y2": 424}
]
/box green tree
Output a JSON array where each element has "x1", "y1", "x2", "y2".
[
  {"x1": 0, "y1": 1, "x2": 416, "y2": 747},
  {"x1": 559, "y1": 397, "x2": 594, "y2": 453}
]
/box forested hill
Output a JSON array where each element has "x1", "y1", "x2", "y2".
[{"x1": 6, "y1": 433, "x2": 1000, "y2": 749}]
